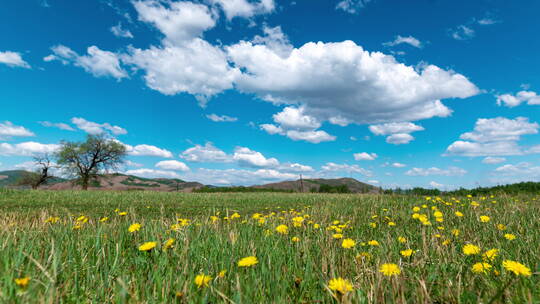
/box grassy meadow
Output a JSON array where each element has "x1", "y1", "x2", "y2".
[{"x1": 0, "y1": 188, "x2": 538, "y2": 303}]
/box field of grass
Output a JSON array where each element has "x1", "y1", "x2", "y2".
[{"x1": 0, "y1": 188, "x2": 538, "y2": 303}]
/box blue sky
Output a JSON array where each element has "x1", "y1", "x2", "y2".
[{"x1": 1, "y1": 0, "x2": 540, "y2": 189}]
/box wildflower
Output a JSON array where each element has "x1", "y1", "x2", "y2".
[
  {"x1": 370, "y1": 222, "x2": 377, "y2": 228},
  {"x1": 100, "y1": 217, "x2": 109, "y2": 222},
  {"x1": 433, "y1": 211, "x2": 443, "y2": 218},
  {"x1": 292, "y1": 236, "x2": 300, "y2": 242},
  {"x1": 332, "y1": 233, "x2": 343, "y2": 239},
  {"x1": 502, "y1": 260, "x2": 531, "y2": 277},
  {"x1": 397, "y1": 236, "x2": 407, "y2": 243},
  {"x1": 275, "y1": 224, "x2": 288, "y2": 234},
  {"x1": 400, "y1": 249, "x2": 413, "y2": 257},
  {"x1": 455, "y1": 211, "x2": 464, "y2": 217},
  {"x1": 210, "y1": 216, "x2": 219, "y2": 223},
  {"x1": 388, "y1": 222, "x2": 396, "y2": 227},
  {"x1": 118, "y1": 212, "x2": 127, "y2": 216},
  {"x1": 238, "y1": 256, "x2": 258, "y2": 267},
  {"x1": 313, "y1": 224, "x2": 320, "y2": 229},
  {"x1": 230, "y1": 212, "x2": 241, "y2": 219},
  {"x1": 218, "y1": 270, "x2": 227, "y2": 278},
  {"x1": 472, "y1": 263, "x2": 492, "y2": 274},
  {"x1": 463, "y1": 244, "x2": 481, "y2": 255},
  {"x1": 412, "y1": 207, "x2": 420, "y2": 212},
  {"x1": 194, "y1": 274, "x2": 212, "y2": 288},
  {"x1": 163, "y1": 238, "x2": 175, "y2": 250},
  {"x1": 72, "y1": 224, "x2": 82, "y2": 230},
  {"x1": 128, "y1": 223, "x2": 141, "y2": 233},
  {"x1": 328, "y1": 278, "x2": 353, "y2": 294},
  {"x1": 497, "y1": 224, "x2": 506, "y2": 231},
  {"x1": 138, "y1": 241, "x2": 157, "y2": 252},
  {"x1": 14, "y1": 277, "x2": 30, "y2": 288},
  {"x1": 479, "y1": 216, "x2": 490, "y2": 223},
  {"x1": 292, "y1": 216, "x2": 304, "y2": 227},
  {"x1": 356, "y1": 252, "x2": 371, "y2": 261},
  {"x1": 442, "y1": 239, "x2": 451, "y2": 246},
  {"x1": 504, "y1": 233, "x2": 516, "y2": 240},
  {"x1": 451, "y1": 229, "x2": 460, "y2": 237},
  {"x1": 45, "y1": 216, "x2": 59, "y2": 224},
  {"x1": 368, "y1": 240, "x2": 379, "y2": 246},
  {"x1": 341, "y1": 238, "x2": 355, "y2": 249},
  {"x1": 379, "y1": 263, "x2": 401, "y2": 276},
  {"x1": 483, "y1": 249, "x2": 498, "y2": 261}
]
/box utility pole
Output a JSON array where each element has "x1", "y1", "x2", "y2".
[{"x1": 299, "y1": 174, "x2": 304, "y2": 193}]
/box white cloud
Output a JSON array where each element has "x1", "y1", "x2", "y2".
[
  {"x1": 209, "y1": 0, "x2": 275, "y2": 20},
  {"x1": 335, "y1": 0, "x2": 373, "y2": 14},
  {"x1": 181, "y1": 142, "x2": 231, "y2": 163},
  {"x1": 367, "y1": 180, "x2": 379, "y2": 184},
  {"x1": 405, "y1": 166, "x2": 467, "y2": 176},
  {"x1": 496, "y1": 91, "x2": 540, "y2": 107},
  {"x1": 353, "y1": 152, "x2": 377, "y2": 161},
  {"x1": 429, "y1": 181, "x2": 444, "y2": 189},
  {"x1": 368, "y1": 122, "x2": 424, "y2": 135},
  {"x1": 125, "y1": 144, "x2": 173, "y2": 158},
  {"x1": 206, "y1": 114, "x2": 238, "y2": 122},
  {"x1": 181, "y1": 168, "x2": 296, "y2": 185},
  {"x1": 110, "y1": 23, "x2": 134, "y2": 38},
  {"x1": 478, "y1": 18, "x2": 498, "y2": 25},
  {"x1": 277, "y1": 162, "x2": 314, "y2": 173},
  {"x1": 386, "y1": 133, "x2": 414, "y2": 145},
  {"x1": 391, "y1": 162, "x2": 406, "y2": 168},
  {"x1": 233, "y1": 146, "x2": 279, "y2": 168},
  {"x1": 493, "y1": 162, "x2": 540, "y2": 177},
  {"x1": 321, "y1": 162, "x2": 372, "y2": 176},
  {"x1": 0, "y1": 51, "x2": 31, "y2": 68},
  {"x1": 284, "y1": 129, "x2": 336, "y2": 143},
  {"x1": 125, "y1": 160, "x2": 144, "y2": 168},
  {"x1": 71, "y1": 117, "x2": 127, "y2": 135},
  {"x1": 39, "y1": 121, "x2": 75, "y2": 131},
  {"x1": 0, "y1": 142, "x2": 60, "y2": 156},
  {"x1": 0, "y1": 121, "x2": 35, "y2": 139},
  {"x1": 383, "y1": 35, "x2": 422, "y2": 48},
  {"x1": 451, "y1": 25, "x2": 475, "y2": 40},
  {"x1": 125, "y1": 168, "x2": 180, "y2": 178},
  {"x1": 227, "y1": 39, "x2": 479, "y2": 125},
  {"x1": 482, "y1": 157, "x2": 506, "y2": 164},
  {"x1": 155, "y1": 160, "x2": 190, "y2": 171},
  {"x1": 445, "y1": 117, "x2": 539, "y2": 156}
]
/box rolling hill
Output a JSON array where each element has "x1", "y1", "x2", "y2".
[{"x1": 251, "y1": 177, "x2": 380, "y2": 193}]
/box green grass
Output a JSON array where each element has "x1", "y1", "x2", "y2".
[{"x1": 0, "y1": 189, "x2": 538, "y2": 303}]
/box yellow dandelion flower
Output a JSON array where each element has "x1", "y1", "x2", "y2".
[
  {"x1": 368, "y1": 240, "x2": 380, "y2": 246},
  {"x1": 194, "y1": 274, "x2": 212, "y2": 288},
  {"x1": 433, "y1": 211, "x2": 443, "y2": 218},
  {"x1": 313, "y1": 224, "x2": 320, "y2": 229},
  {"x1": 328, "y1": 277, "x2": 353, "y2": 294},
  {"x1": 455, "y1": 211, "x2": 464, "y2": 217},
  {"x1": 463, "y1": 244, "x2": 481, "y2": 255},
  {"x1": 502, "y1": 260, "x2": 531, "y2": 277},
  {"x1": 163, "y1": 238, "x2": 175, "y2": 250},
  {"x1": 238, "y1": 256, "x2": 258, "y2": 267},
  {"x1": 400, "y1": 249, "x2": 413, "y2": 257},
  {"x1": 504, "y1": 233, "x2": 516, "y2": 240},
  {"x1": 412, "y1": 206, "x2": 421, "y2": 212},
  {"x1": 138, "y1": 241, "x2": 157, "y2": 252},
  {"x1": 45, "y1": 216, "x2": 59, "y2": 224},
  {"x1": 483, "y1": 249, "x2": 498, "y2": 261},
  {"x1": 472, "y1": 262, "x2": 492, "y2": 274},
  {"x1": 275, "y1": 224, "x2": 288, "y2": 234},
  {"x1": 479, "y1": 216, "x2": 490, "y2": 223},
  {"x1": 14, "y1": 277, "x2": 30, "y2": 288},
  {"x1": 379, "y1": 263, "x2": 401, "y2": 276},
  {"x1": 341, "y1": 238, "x2": 356, "y2": 249},
  {"x1": 452, "y1": 229, "x2": 460, "y2": 237},
  {"x1": 128, "y1": 223, "x2": 141, "y2": 233},
  {"x1": 218, "y1": 270, "x2": 227, "y2": 278},
  {"x1": 397, "y1": 236, "x2": 407, "y2": 243},
  {"x1": 370, "y1": 222, "x2": 377, "y2": 228},
  {"x1": 99, "y1": 217, "x2": 109, "y2": 222},
  {"x1": 388, "y1": 221, "x2": 396, "y2": 226},
  {"x1": 118, "y1": 211, "x2": 127, "y2": 216},
  {"x1": 332, "y1": 233, "x2": 343, "y2": 239},
  {"x1": 497, "y1": 224, "x2": 506, "y2": 231},
  {"x1": 292, "y1": 236, "x2": 300, "y2": 242}
]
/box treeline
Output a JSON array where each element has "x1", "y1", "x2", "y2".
[
  {"x1": 311, "y1": 184, "x2": 351, "y2": 193},
  {"x1": 384, "y1": 182, "x2": 540, "y2": 196},
  {"x1": 193, "y1": 186, "x2": 294, "y2": 193}
]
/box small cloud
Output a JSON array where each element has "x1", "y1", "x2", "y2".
[
  {"x1": 383, "y1": 35, "x2": 422, "y2": 48},
  {"x1": 450, "y1": 25, "x2": 475, "y2": 40},
  {"x1": 206, "y1": 113, "x2": 238, "y2": 122}
]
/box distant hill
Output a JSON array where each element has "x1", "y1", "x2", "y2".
[
  {"x1": 251, "y1": 177, "x2": 380, "y2": 193},
  {"x1": 0, "y1": 170, "x2": 66, "y2": 188}
]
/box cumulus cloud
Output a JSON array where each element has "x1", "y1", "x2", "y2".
[
  {"x1": 321, "y1": 162, "x2": 372, "y2": 176},
  {"x1": 429, "y1": 181, "x2": 444, "y2": 189},
  {"x1": 39, "y1": 121, "x2": 75, "y2": 131},
  {"x1": 368, "y1": 122, "x2": 424, "y2": 145},
  {"x1": 496, "y1": 90, "x2": 540, "y2": 107},
  {"x1": 0, "y1": 121, "x2": 35, "y2": 139},
  {"x1": 110, "y1": 23, "x2": 133, "y2": 38},
  {"x1": 277, "y1": 162, "x2": 314, "y2": 173},
  {"x1": 0, "y1": 142, "x2": 60, "y2": 156},
  {"x1": 124, "y1": 144, "x2": 173, "y2": 158},
  {"x1": 335, "y1": 0, "x2": 373, "y2": 14},
  {"x1": 209, "y1": 0, "x2": 275, "y2": 20},
  {"x1": 180, "y1": 167, "x2": 297, "y2": 186},
  {"x1": 180, "y1": 142, "x2": 231, "y2": 162},
  {"x1": 445, "y1": 117, "x2": 539, "y2": 156},
  {"x1": 482, "y1": 157, "x2": 506, "y2": 164},
  {"x1": 490, "y1": 162, "x2": 540, "y2": 184},
  {"x1": 0, "y1": 51, "x2": 31, "y2": 68},
  {"x1": 71, "y1": 117, "x2": 127, "y2": 135},
  {"x1": 155, "y1": 160, "x2": 190, "y2": 171},
  {"x1": 206, "y1": 114, "x2": 238, "y2": 122},
  {"x1": 233, "y1": 146, "x2": 279, "y2": 168},
  {"x1": 383, "y1": 35, "x2": 422, "y2": 48},
  {"x1": 45, "y1": 45, "x2": 127, "y2": 80},
  {"x1": 405, "y1": 166, "x2": 467, "y2": 176},
  {"x1": 353, "y1": 152, "x2": 377, "y2": 161},
  {"x1": 125, "y1": 168, "x2": 180, "y2": 178}
]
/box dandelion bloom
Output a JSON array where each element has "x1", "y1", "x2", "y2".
[
  {"x1": 497, "y1": 224, "x2": 506, "y2": 231},
  {"x1": 472, "y1": 263, "x2": 492, "y2": 274},
  {"x1": 455, "y1": 211, "x2": 464, "y2": 217},
  {"x1": 341, "y1": 238, "x2": 355, "y2": 249},
  {"x1": 400, "y1": 249, "x2": 413, "y2": 257},
  {"x1": 292, "y1": 236, "x2": 300, "y2": 243},
  {"x1": 479, "y1": 216, "x2": 490, "y2": 223},
  {"x1": 483, "y1": 249, "x2": 498, "y2": 261},
  {"x1": 238, "y1": 256, "x2": 258, "y2": 267},
  {"x1": 118, "y1": 212, "x2": 127, "y2": 216},
  {"x1": 99, "y1": 217, "x2": 109, "y2": 222},
  {"x1": 412, "y1": 207, "x2": 421, "y2": 212},
  {"x1": 368, "y1": 240, "x2": 379, "y2": 246},
  {"x1": 451, "y1": 229, "x2": 460, "y2": 237},
  {"x1": 433, "y1": 211, "x2": 443, "y2": 218},
  {"x1": 45, "y1": 216, "x2": 59, "y2": 224},
  {"x1": 14, "y1": 277, "x2": 30, "y2": 288},
  {"x1": 388, "y1": 221, "x2": 396, "y2": 227},
  {"x1": 163, "y1": 238, "x2": 175, "y2": 250},
  {"x1": 194, "y1": 274, "x2": 212, "y2": 288},
  {"x1": 275, "y1": 224, "x2": 288, "y2": 234},
  {"x1": 313, "y1": 224, "x2": 320, "y2": 229},
  {"x1": 504, "y1": 233, "x2": 516, "y2": 240},
  {"x1": 218, "y1": 270, "x2": 227, "y2": 278},
  {"x1": 502, "y1": 260, "x2": 531, "y2": 277},
  {"x1": 328, "y1": 277, "x2": 353, "y2": 294},
  {"x1": 462, "y1": 244, "x2": 481, "y2": 255},
  {"x1": 398, "y1": 236, "x2": 406, "y2": 243},
  {"x1": 138, "y1": 241, "x2": 157, "y2": 252},
  {"x1": 333, "y1": 233, "x2": 343, "y2": 239},
  {"x1": 128, "y1": 223, "x2": 141, "y2": 233},
  {"x1": 379, "y1": 263, "x2": 401, "y2": 276}
]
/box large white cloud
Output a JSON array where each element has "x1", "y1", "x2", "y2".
[
  {"x1": 233, "y1": 146, "x2": 279, "y2": 168},
  {"x1": 124, "y1": 143, "x2": 173, "y2": 158},
  {"x1": 405, "y1": 166, "x2": 467, "y2": 176},
  {"x1": 227, "y1": 39, "x2": 479, "y2": 125},
  {"x1": 209, "y1": 0, "x2": 274, "y2": 20},
  {"x1": 45, "y1": 45, "x2": 127, "y2": 80},
  {"x1": 445, "y1": 117, "x2": 539, "y2": 156},
  {"x1": 155, "y1": 160, "x2": 190, "y2": 171},
  {"x1": 0, "y1": 51, "x2": 31, "y2": 68},
  {"x1": 0, "y1": 142, "x2": 60, "y2": 156},
  {"x1": 0, "y1": 121, "x2": 35, "y2": 139},
  {"x1": 71, "y1": 117, "x2": 127, "y2": 135},
  {"x1": 490, "y1": 162, "x2": 540, "y2": 184},
  {"x1": 180, "y1": 142, "x2": 231, "y2": 162}
]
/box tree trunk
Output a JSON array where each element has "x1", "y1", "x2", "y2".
[{"x1": 81, "y1": 175, "x2": 89, "y2": 190}]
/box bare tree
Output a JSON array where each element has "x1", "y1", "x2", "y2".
[
  {"x1": 16, "y1": 154, "x2": 54, "y2": 189},
  {"x1": 55, "y1": 134, "x2": 127, "y2": 190}
]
